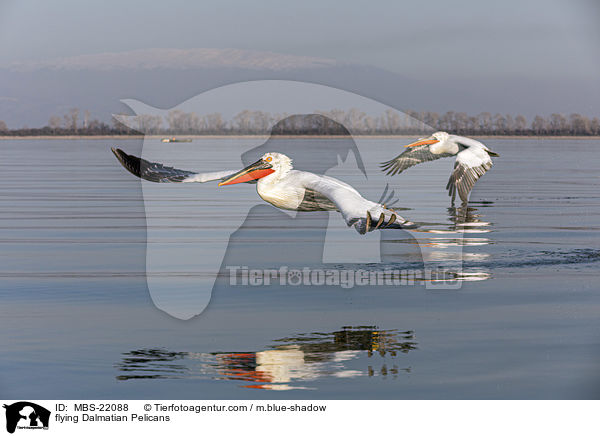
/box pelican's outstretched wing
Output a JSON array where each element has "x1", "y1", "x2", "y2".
[
  {"x1": 111, "y1": 148, "x2": 239, "y2": 183},
  {"x1": 380, "y1": 144, "x2": 454, "y2": 176},
  {"x1": 298, "y1": 172, "x2": 416, "y2": 234},
  {"x1": 446, "y1": 147, "x2": 493, "y2": 203}
]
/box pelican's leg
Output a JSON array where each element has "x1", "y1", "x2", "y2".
[
  {"x1": 375, "y1": 213, "x2": 385, "y2": 229},
  {"x1": 383, "y1": 213, "x2": 396, "y2": 229}
]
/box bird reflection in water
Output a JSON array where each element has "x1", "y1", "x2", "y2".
[
  {"x1": 115, "y1": 326, "x2": 417, "y2": 390},
  {"x1": 382, "y1": 203, "x2": 493, "y2": 282}
]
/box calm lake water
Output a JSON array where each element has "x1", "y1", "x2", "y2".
[{"x1": 1, "y1": 137, "x2": 599, "y2": 399}]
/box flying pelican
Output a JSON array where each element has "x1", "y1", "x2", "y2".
[
  {"x1": 112, "y1": 148, "x2": 416, "y2": 234},
  {"x1": 380, "y1": 132, "x2": 499, "y2": 204}
]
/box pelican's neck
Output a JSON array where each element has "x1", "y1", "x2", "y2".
[
  {"x1": 449, "y1": 135, "x2": 485, "y2": 149},
  {"x1": 432, "y1": 138, "x2": 459, "y2": 154}
]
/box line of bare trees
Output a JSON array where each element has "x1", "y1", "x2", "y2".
[
  {"x1": 405, "y1": 110, "x2": 600, "y2": 136},
  {"x1": 1, "y1": 108, "x2": 599, "y2": 136}
]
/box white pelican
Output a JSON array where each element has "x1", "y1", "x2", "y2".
[
  {"x1": 381, "y1": 132, "x2": 499, "y2": 204},
  {"x1": 112, "y1": 148, "x2": 415, "y2": 234}
]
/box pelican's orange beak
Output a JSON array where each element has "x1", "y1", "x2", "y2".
[
  {"x1": 404, "y1": 138, "x2": 439, "y2": 148},
  {"x1": 218, "y1": 159, "x2": 275, "y2": 186}
]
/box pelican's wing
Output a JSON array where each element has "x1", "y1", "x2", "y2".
[
  {"x1": 112, "y1": 148, "x2": 239, "y2": 183},
  {"x1": 380, "y1": 144, "x2": 454, "y2": 176},
  {"x1": 446, "y1": 147, "x2": 493, "y2": 203},
  {"x1": 299, "y1": 172, "x2": 416, "y2": 234}
]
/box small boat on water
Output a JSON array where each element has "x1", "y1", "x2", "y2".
[{"x1": 161, "y1": 137, "x2": 193, "y2": 143}]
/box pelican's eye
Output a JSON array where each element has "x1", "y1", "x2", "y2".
[{"x1": 265, "y1": 156, "x2": 273, "y2": 162}]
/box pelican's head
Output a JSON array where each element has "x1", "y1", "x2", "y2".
[
  {"x1": 219, "y1": 152, "x2": 292, "y2": 186},
  {"x1": 261, "y1": 152, "x2": 293, "y2": 175},
  {"x1": 404, "y1": 131, "x2": 450, "y2": 148}
]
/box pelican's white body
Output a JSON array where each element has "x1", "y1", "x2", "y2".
[{"x1": 253, "y1": 153, "x2": 407, "y2": 234}]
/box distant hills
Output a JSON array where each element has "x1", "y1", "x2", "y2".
[
  {"x1": 1, "y1": 48, "x2": 598, "y2": 128},
  {"x1": 8, "y1": 48, "x2": 342, "y2": 72}
]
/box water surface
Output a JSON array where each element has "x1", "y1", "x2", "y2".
[{"x1": 1, "y1": 137, "x2": 599, "y2": 399}]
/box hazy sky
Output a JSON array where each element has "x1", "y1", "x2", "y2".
[{"x1": 1, "y1": 0, "x2": 599, "y2": 81}]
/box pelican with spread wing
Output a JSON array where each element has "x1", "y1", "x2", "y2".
[
  {"x1": 381, "y1": 132, "x2": 499, "y2": 204},
  {"x1": 112, "y1": 148, "x2": 415, "y2": 234}
]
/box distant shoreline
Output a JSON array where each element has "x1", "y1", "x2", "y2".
[{"x1": 1, "y1": 135, "x2": 599, "y2": 140}]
